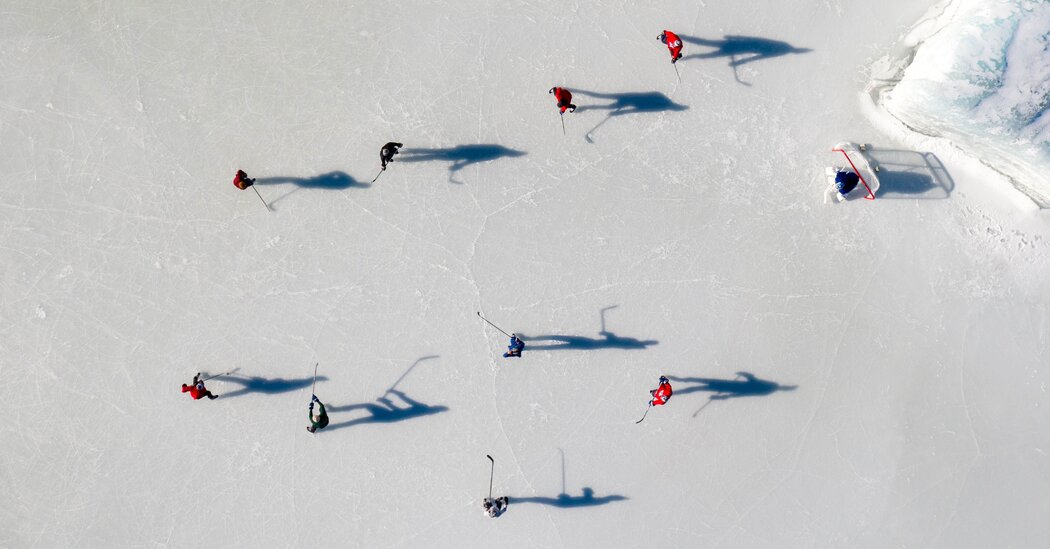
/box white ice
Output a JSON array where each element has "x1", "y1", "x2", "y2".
[{"x1": 2, "y1": 1, "x2": 1049, "y2": 548}]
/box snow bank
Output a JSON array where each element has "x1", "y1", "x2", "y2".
[{"x1": 868, "y1": 0, "x2": 1050, "y2": 207}]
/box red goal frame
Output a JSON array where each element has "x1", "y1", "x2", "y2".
[{"x1": 832, "y1": 147, "x2": 876, "y2": 200}]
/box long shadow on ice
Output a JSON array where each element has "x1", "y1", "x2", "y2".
[
  {"x1": 255, "y1": 171, "x2": 369, "y2": 190},
  {"x1": 680, "y1": 34, "x2": 812, "y2": 66},
  {"x1": 397, "y1": 145, "x2": 527, "y2": 183},
  {"x1": 253, "y1": 171, "x2": 369, "y2": 207},
  {"x1": 668, "y1": 372, "x2": 797, "y2": 398},
  {"x1": 216, "y1": 374, "x2": 328, "y2": 399},
  {"x1": 326, "y1": 356, "x2": 447, "y2": 431},
  {"x1": 864, "y1": 147, "x2": 955, "y2": 199},
  {"x1": 520, "y1": 332, "x2": 658, "y2": 351},
  {"x1": 512, "y1": 450, "x2": 627, "y2": 508},
  {"x1": 679, "y1": 34, "x2": 812, "y2": 86},
  {"x1": 571, "y1": 89, "x2": 688, "y2": 143},
  {"x1": 513, "y1": 488, "x2": 628, "y2": 508},
  {"x1": 573, "y1": 90, "x2": 688, "y2": 116},
  {"x1": 666, "y1": 372, "x2": 796, "y2": 417},
  {"x1": 519, "y1": 306, "x2": 658, "y2": 352},
  {"x1": 326, "y1": 390, "x2": 449, "y2": 431}
]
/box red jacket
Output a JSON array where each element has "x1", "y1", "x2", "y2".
[
  {"x1": 182, "y1": 383, "x2": 207, "y2": 400},
  {"x1": 651, "y1": 382, "x2": 673, "y2": 406},
  {"x1": 552, "y1": 87, "x2": 573, "y2": 113},
  {"x1": 662, "y1": 30, "x2": 683, "y2": 59},
  {"x1": 233, "y1": 170, "x2": 252, "y2": 190}
]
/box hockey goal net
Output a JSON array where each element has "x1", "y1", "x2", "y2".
[{"x1": 827, "y1": 142, "x2": 879, "y2": 201}]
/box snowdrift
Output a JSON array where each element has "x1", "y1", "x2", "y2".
[{"x1": 867, "y1": 0, "x2": 1050, "y2": 207}]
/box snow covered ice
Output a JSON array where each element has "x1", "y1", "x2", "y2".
[
  {"x1": 869, "y1": 0, "x2": 1050, "y2": 206},
  {"x1": 2, "y1": 1, "x2": 1050, "y2": 548}
]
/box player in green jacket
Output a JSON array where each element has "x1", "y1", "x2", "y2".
[{"x1": 307, "y1": 394, "x2": 329, "y2": 433}]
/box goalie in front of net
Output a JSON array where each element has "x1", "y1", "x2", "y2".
[
  {"x1": 824, "y1": 167, "x2": 861, "y2": 203},
  {"x1": 835, "y1": 170, "x2": 860, "y2": 201}
]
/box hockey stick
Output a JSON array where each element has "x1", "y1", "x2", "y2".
[
  {"x1": 559, "y1": 448, "x2": 566, "y2": 494},
  {"x1": 201, "y1": 368, "x2": 239, "y2": 383},
  {"x1": 486, "y1": 454, "x2": 495, "y2": 499},
  {"x1": 560, "y1": 112, "x2": 566, "y2": 135},
  {"x1": 371, "y1": 169, "x2": 384, "y2": 184},
  {"x1": 251, "y1": 186, "x2": 271, "y2": 211},
  {"x1": 635, "y1": 403, "x2": 652, "y2": 424},
  {"x1": 310, "y1": 362, "x2": 319, "y2": 397},
  {"x1": 477, "y1": 311, "x2": 512, "y2": 338},
  {"x1": 673, "y1": 62, "x2": 681, "y2": 83}
]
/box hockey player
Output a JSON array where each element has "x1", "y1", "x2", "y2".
[
  {"x1": 181, "y1": 373, "x2": 219, "y2": 400},
  {"x1": 503, "y1": 334, "x2": 525, "y2": 358},
  {"x1": 483, "y1": 496, "x2": 509, "y2": 518},
  {"x1": 658, "y1": 30, "x2": 684, "y2": 63},
  {"x1": 233, "y1": 169, "x2": 255, "y2": 190},
  {"x1": 649, "y1": 376, "x2": 673, "y2": 406},
  {"x1": 834, "y1": 169, "x2": 860, "y2": 201},
  {"x1": 380, "y1": 142, "x2": 403, "y2": 170},
  {"x1": 549, "y1": 87, "x2": 576, "y2": 114},
  {"x1": 307, "y1": 394, "x2": 329, "y2": 433}
]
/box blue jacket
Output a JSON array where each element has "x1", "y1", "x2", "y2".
[{"x1": 835, "y1": 170, "x2": 860, "y2": 194}]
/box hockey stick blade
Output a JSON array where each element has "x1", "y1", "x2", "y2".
[{"x1": 635, "y1": 405, "x2": 651, "y2": 424}]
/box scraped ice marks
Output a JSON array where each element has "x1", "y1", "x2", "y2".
[
  {"x1": 36, "y1": 305, "x2": 46, "y2": 319},
  {"x1": 55, "y1": 265, "x2": 73, "y2": 279},
  {"x1": 528, "y1": 402, "x2": 551, "y2": 425},
  {"x1": 237, "y1": 442, "x2": 273, "y2": 473},
  {"x1": 650, "y1": 240, "x2": 681, "y2": 261},
  {"x1": 960, "y1": 206, "x2": 1050, "y2": 261},
  {"x1": 151, "y1": 253, "x2": 203, "y2": 276}
]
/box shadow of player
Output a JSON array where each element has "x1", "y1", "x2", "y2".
[
  {"x1": 572, "y1": 90, "x2": 688, "y2": 116},
  {"x1": 667, "y1": 372, "x2": 797, "y2": 418},
  {"x1": 512, "y1": 487, "x2": 628, "y2": 508},
  {"x1": 255, "y1": 171, "x2": 368, "y2": 190},
  {"x1": 518, "y1": 306, "x2": 658, "y2": 351},
  {"x1": 397, "y1": 144, "x2": 527, "y2": 177},
  {"x1": 680, "y1": 34, "x2": 812, "y2": 66},
  {"x1": 570, "y1": 90, "x2": 687, "y2": 143},
  {"x1": 667, "y1": 372, "x2": 797, "y2": 399},
  {"x1": 519, "y1": 331, "x2": 658, "y2": 351},
  {"x1": 253, "y1": 171, "x2": 369, "y2": 207},
  {"x1": 678, "y1": 34, "x2": 812, "y2": 86},
  {"x1": 216, "y1": 374, "x2": 328, "y2": 399},
  {"x1": 326, "y1": 390, "x2": 448, "y2": 431}
]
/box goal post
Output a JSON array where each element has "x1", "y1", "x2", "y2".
[{"x1": 831, "y1": 143, "x2": 878, "y2": 200}]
